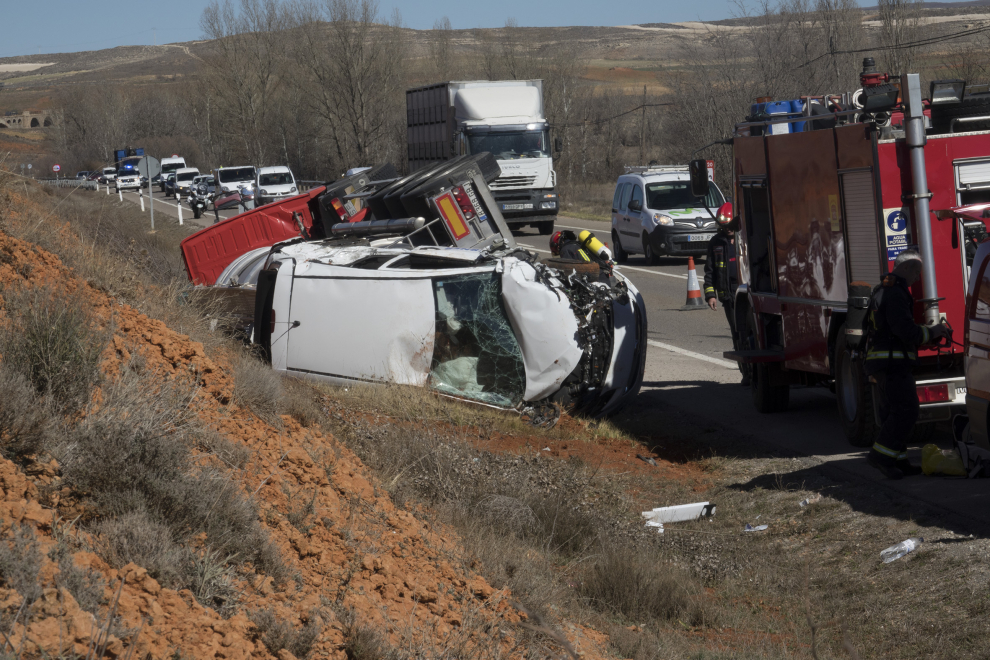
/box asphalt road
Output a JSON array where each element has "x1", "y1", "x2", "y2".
[{"x1": 108, "y1": 186, "x2": 990, "y2": 535}]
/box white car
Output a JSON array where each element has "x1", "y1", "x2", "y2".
[
  {"x1": 172, "y1": 167, "x2": 201, "y2": 198},
  {"x1": 255, "y1": 166, "x2": 298, "y2": 206},
  {"x1": 610, "y1": 165, "x2": 725, "y2": 264},
  {"x1": 99, "y1": 167, "x2": 117, "y2": 184},
  {"x1": 115, "y1": 170, "x2": 141, "y2": 192},
  {"x1": 249, "y1": 241, "x2": 646, "y2": 418}
]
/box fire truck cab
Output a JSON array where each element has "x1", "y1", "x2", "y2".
[{"x1": 721, "y1": 60, "x2": 990, "y2": 446}]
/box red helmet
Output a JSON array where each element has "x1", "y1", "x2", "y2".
[
  {"x1": 549, "y1": 231, "x2": 564, "y2": 256},
  {"x1": 716, "y1": 202, "x2": 737, "y2": 230}
]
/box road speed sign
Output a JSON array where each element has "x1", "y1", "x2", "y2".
[{"x1": 52, "y1": 164, "x2": 60, "y2": 172}]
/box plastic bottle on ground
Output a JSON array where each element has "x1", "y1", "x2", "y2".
[{"x1": 880, "y1": 537, "x2": 923, "y2": 563}]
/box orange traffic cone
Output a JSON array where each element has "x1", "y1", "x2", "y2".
[{"x1": 681, "y1": 257, "x2": 706, "y2": 311}]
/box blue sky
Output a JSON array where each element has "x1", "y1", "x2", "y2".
[{"x1": 1, "y1": 0, "x2": 873, "y2": 59}]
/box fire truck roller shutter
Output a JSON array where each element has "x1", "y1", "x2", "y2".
[
  {"x1": 841, "y1": 170, "x2": 884, "y2": 283},
  {"x1": 956, "y1": 160, "x2": 990, "y2": 205}
]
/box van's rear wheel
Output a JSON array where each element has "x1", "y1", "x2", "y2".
[
  {"x1": 612, "y1": 231, "x2": 628, "y2": 264},
  {"x1": 835, "y1": 345, "x2": 876, "y2": 447},
  {"x1": 752, "y1": 362, "x2": 789, "y2": 413}
]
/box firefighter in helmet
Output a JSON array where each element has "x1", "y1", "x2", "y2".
[
  {"x1": 865, "y1": 250, "x2": 949, "y2": 479},
  {"x1": 703, "y1": 205, "x2": 748, "y2": 385},
  {"x1": 549, "y1": 230, "x2": 592, "y2": 262}
]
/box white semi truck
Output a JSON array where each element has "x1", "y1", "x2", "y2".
[{"x1": 406, "y1": 80, "x2": 560, "y2": 235}]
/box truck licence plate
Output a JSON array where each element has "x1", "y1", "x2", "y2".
[
  {"x1": 688, "y1": 233, "x2": 713, "y2": 242},
  {"x1": 502, "y1": 203, "x2": 533, "y2": 211}
]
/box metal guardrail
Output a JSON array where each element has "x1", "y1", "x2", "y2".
[
  {"x1": 297, "y1": 180, "x2": 324, "y2": 193},
  {"x1": 38, "y1": 178, "x2": 99, "y2": 191}
]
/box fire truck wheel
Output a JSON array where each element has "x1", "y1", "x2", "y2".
[
  {"x1": 642, "y1": 234, "x2": 661, "y2": 265},
  {"x1": 612, "y1": 231, "x2": 628, "y2": 264},
  {"x1": 835, "y1": 346, "x2": 877, "y2": 446},
  {"x1": 752, "y1": 362, "x2": 789, "y2": 413}
]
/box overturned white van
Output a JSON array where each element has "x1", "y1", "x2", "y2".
[{"x1": 253, "y1": 242, "x2": 646, "y2": 418}]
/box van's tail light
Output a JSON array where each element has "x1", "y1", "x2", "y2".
[
  {"x1": 916, "y1": 383, "x2": 949, "y2": 403},
  {"x1": 270, "y1": 310, "x2": 276, "y2": 335},
  {"x1": 434, "y1": 191, "x2": 471, "y2": 240},
  {"x1": 329, "y1": 197, "x2": 349, "y2": 221},
  {"x1": 451, "y1": 186, "x2": 476, "y2": 221}
]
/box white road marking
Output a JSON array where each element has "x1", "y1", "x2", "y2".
[
  {"x1": 647, "y1": 339, "x2": 739, "y2": 369},
  {"x1": 517, "y1": 242, "x2": 687, "y2": 279},
  {"x1": 616, "y1": 264, "x2": 687, "y2": 279}
]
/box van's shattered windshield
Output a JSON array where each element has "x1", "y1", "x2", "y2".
[
  {"x1": 646, "y1": 181, "x2": 724, "y2": 210},
  {"x1": 430, "y1": 272, "x2": 525, "y2": 407}
]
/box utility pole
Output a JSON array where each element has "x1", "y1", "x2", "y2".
[{"x1": 639, "y1": 85, "x2": 647, "y2": 166}]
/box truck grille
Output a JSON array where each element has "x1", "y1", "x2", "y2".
[{"x1": 490, "y1": 175, "x2": 537, "y2": 189}]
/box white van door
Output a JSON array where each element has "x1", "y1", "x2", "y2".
[{"x1": 284, "y1": 269, "x2": 436, "y2": 385}]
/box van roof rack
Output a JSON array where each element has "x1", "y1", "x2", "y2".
[{"x1": 624, "y1": 164, "x2": 689, "y2": 174}]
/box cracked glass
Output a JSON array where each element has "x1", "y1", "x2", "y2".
[{"x1": 430, "y1": 272, "x2": 526, "y2": 407}]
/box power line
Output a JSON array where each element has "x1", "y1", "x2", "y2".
[
  {"x1": 551, "y1": 102, "x2": 673, "y2": 129},
  {"x1": 798, "y1": 21, "x2": 990, "y2": 69}
]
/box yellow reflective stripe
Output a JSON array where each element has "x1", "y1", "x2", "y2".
[
  {"x1": 866, "y1": 351, "x2": 916, "y2": 360},
  {"x1": 897, "y1": 452, "x2": 908, "y2": 460},
  {"x1": 716, "y1": 261, "x2": 725, "y2": 267},
  {"x1": 579, "y1": 250, "x2": 590, "y2": 262},
  {"x1": 704, "y1": 286, "x2": 715, "y2": 293},
  {"x1": 920, "y1": 326, "x2": 930, "y2": 344},
  {"x1": 873, "y1": 443, "x2": 900, "y2": 458}
]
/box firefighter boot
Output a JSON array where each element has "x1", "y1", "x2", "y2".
[
  {"x1": 868, "y1": 450, "x2": 904, "y2": 480},
  {"x1": 896, "y1": 459, "x2": 923, "y2": 477}
]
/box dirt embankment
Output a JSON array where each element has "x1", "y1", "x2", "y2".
[{"x1": 0, "y1": 192, "x2": 609, "y2": 658}]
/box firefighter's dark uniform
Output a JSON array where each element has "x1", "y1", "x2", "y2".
[
  {"x1": 558, "y1": 241, "x2": 592, "y2": 262},
  {"x1": 865, "y1": 273, "x2": 931, "y2": 467},
  {"x1": 703, "y1": 232, "x2": 740, "y2": 349}
]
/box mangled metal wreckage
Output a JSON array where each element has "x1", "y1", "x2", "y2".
[{"x1": 182, "y1": 154, "x2": 647, "y2": 418}]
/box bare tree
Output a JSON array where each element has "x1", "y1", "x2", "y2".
[
  {"x1": 876, "y1": 0, "x2": 924, "y2": 76},
  {"x1": 428, "y1": 16, "x2": 457, "y2": 80},
  {"x1": 294, "y1": 0, "x2": 407, "y2": 172},
  {"x1": 200, "y1": 0, "x2": 292, "y2": 165}
]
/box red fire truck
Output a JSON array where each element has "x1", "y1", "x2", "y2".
[{"x1": 719, "y1": 60, "x2": 990, "y2": 446}]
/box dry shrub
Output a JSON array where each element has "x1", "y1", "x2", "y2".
[
  {"x1": 0, "y1": 365, "x2": 49, "y2": 461},
  {"x1": 0, "y1": 523, "x2": 44, "y2": 614},
  {"x1": 59, "y1": 369, "x2": 284, "y2": 600},
  {"x1": 233, "y1": 350, "x2": 285, "y2": 423},
  {"x1": 249, "y1": 607, "x2": 324, "y2": 659},
  {"x1": 578, "y1": 546, "x2": 704, "y2": 625},
  {"x1": 94, "y1": 511, "x2": 190, "y2": 588},
  {"x1": 0, "y1": 284, "x2": 109, "y2": 413},
  {"x1": 53, "y1": 551, "x2": 107, "y2": 615}
]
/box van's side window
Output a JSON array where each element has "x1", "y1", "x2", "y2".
[
  {"x1": 619, "y1": 183, "x2": 633, "y2": 211},
  {"x1": 976, "y1": 264, "x2": 990, "y2": 320},
  {"x1": 612, "y1": 185, "x2": 624, "y2": 211},
  {"x1": 630, "y1": 185, "x2": 644, "y2": 210}
]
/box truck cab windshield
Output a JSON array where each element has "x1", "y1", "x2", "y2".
[
  {"x1": 645, "y1": 181, "x2": 724, "y2": 210},
  {"x1": 467, "y1": 130, "x2": 549, "y2": 160}
]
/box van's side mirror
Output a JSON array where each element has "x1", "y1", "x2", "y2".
[
  {"x1": 554, "y1": 136, "x2": 563, "y2": 153},
  {"x1": 628, "y1": 199, "x2": 642, "y2": 212},
  {"x1": 689, "y1": 159, "x2": 710, "y2": 198}
]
